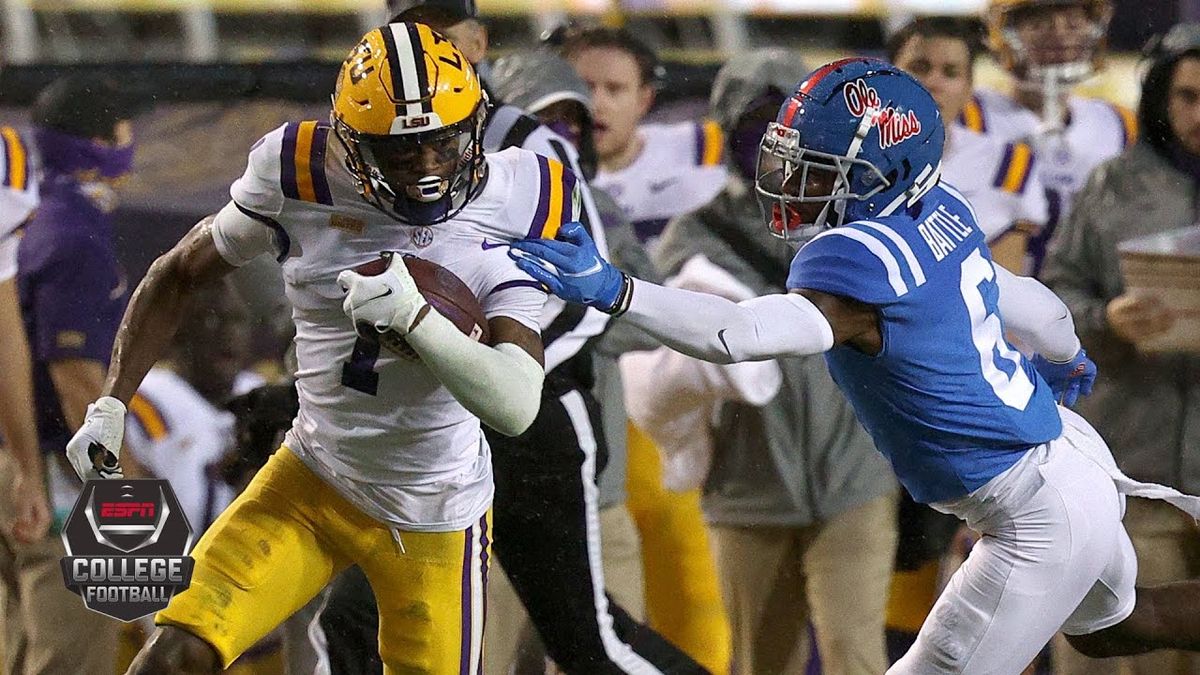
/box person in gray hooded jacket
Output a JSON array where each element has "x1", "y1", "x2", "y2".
[{"x1": 642, "y1": 49, "x2": 898, "y2": 675}]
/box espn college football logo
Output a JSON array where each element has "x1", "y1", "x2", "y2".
[{"x1": 60, "y1": 480, "x2": 195, "y2": 622}]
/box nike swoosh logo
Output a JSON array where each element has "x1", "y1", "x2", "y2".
[
  {"x1": 366, "y1": 288, "x2": 393, "y2": 303},
  {"x1": 481, "y1": 240, "x2": 508, "y2": 250},
  {"x1": 717, "y1": 329, "x2": 734, "y2": 358},
  {"x1": 563, "y1": 260, "x2": 603, "y2": 278},
  {"x1": 649, "y1": 178, "x2": 678, "y2": 193}
]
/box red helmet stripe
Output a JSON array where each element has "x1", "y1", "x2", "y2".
[
  {"x1": 798, "y1": 57, "x2": 867, "y2": 96},
  {"x1": 782, "y1": 98, "x2": 801, "y2": 126}
]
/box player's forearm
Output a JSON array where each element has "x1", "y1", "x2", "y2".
[
  {"x1": 621, "y1": 279, "x2": 834, "y2": 364},
  {"x1": 0, "y1": 278, "x2": 43, "y2": 478},
  {"x1": 405, "y1": 310, "x2": 544, "y2": 437},
  {"x1": 995, "y1": 267, "x2": 1080, "y2": 362},
  {"x1": 104, "y1": 218, "x2": 230, "y2": 403}
]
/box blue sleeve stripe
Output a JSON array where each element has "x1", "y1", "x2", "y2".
[
  {"x1": 857, "y1": 221, "x2": 926, "y2": 287},
  {"x1": 811, "y1": 228, "x2": 909, "y2": 296}
]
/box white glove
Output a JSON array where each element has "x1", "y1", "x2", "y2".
[
  {"x1": 336, "y1": 253, "x2": 428, "y2": 337},
  {"x1": 65, "y1": 396, "x2": 127, "y2": 481}
]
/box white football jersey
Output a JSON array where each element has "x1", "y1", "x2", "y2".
[
  {"x1": 123, "y1": 368, "x2": 268, "y2": 532},
  {"x1": 941, "y1": 124, "x2": 1048, "y2": 243},
  {"x1": 211, "y1": 121, "x2": 556, "y2": 532},
  {"x1": 0, "y1": 126, "x2": 38, "y2": 281},
  {"x1": 959, "y1": 89, "x2": 1136, "y2": 270},
  {"x1": 592, "y1": 120, "x2": 728, "y2": 250}
]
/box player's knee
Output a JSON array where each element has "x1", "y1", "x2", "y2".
[{"x1": 126, "y1": 625, "x2": 220, "y2": 675}]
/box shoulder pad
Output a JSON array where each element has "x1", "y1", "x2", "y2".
[
  {"x1": 505, "y1": 148, "x2": 582, "y2": 241},
  {"x1": 233, "y1": 121, "x2": 333, "y2": 217},
  {"x1": 788, "y1": 222, "x2": 927, "y2": 304}
]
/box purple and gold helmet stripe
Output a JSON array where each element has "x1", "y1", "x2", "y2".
[
  {"x1": 379, "y1": 26, "x2": 407, "y2": 117},
  {"x1": 281, "y1": 122, "x2": 334, "y2": 205},
  {"x1": 1, "y1": 127, "x2": 29, "y2": 191},
  {"x1": 406, "y1": 23, "x2": 434, "y2": 114}
]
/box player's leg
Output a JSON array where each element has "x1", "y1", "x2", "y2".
[
  {"x1": 1065, "y1": 578, "x2": 1200, "y2": 657},
  {"x1": 491, "y1": 389, "x2": 707, "y2": 674},
  {"x1": 356, "y1": 512, "x2": 490, "y2": 675},
  {"x1": 709, "y1": 523, "x2": 809, "y2": 675},
  {"x1": 129, "y1": 447, "x2": 351, "y2": 674},
  {"x1": 890, "y1": 441, "x2": 1127, "y2": 675},
  {"x1": 625, "y1": 424, "x2": 732, "y2": 673},
  {"x1": 317, "y1": 566, "x2": 383, "y2": 675},
  {"x1": 802, "y1": 493, "x2": 898, "y2": 675}
]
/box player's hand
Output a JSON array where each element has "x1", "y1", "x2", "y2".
[
  {"x1": 1031, "y1": 349, "x2": 1097, "y2": 407},
  {"x1": 65, "y1": 396, "x2": 126, "y2": 481},
  {"x1": 1106, "y1": 291, "x2": 1175, "y2": 344},
  {"x1": 508, "y1": 221, "x2": 629, "y2": 314},
  {"x1": 9, "y1": 468, "x2": 51, "y2": 543},
  {"x1": 337, "y1": 252, "x2": 429, "y2": 336}
]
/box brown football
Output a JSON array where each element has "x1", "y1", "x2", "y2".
[{"x1": 352, "y1": 253, "x2": 490, "y2": 360}]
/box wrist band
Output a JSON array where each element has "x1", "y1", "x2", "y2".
[{"x1": 606, "y1": 273, "x2": 633, "y2": 317}]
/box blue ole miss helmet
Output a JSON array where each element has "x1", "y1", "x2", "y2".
[{"x1": 756, "y1": 57, "x2": 944, "y2": 241}]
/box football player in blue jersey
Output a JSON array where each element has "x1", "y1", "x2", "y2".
[{"x1": 510, "y1": 57, "x2": 1200, "y2": 674}]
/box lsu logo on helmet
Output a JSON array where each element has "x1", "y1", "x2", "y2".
[{"x1": 331, "y1": 22, "x2": 488, "y2": 225}]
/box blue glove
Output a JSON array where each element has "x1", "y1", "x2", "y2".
[
  {"x1": 1031, "y1": 349, "x2": 1097, "y2": 407},
  {"x1": 508, "y1": 221, "x2": 631, "y2": 314}
]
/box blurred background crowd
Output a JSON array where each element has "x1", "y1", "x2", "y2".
[{"x1": 2, "y1": 0, "x2": 1200, "y2": 674}]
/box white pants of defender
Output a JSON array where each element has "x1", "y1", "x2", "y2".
[{"x1": 890, "y1": 407, "x2": 1144, "y2": 675}]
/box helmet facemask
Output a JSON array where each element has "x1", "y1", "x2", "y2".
[
  {"x1": 334, "y1": 99, "x2": 487, "y2": 226},
  {"x1": 755, "y1": 122, "x2": 890, "y2": 242},
  {"x1": 995, "y1": 1, "x2": 1111, "y2": 86}
]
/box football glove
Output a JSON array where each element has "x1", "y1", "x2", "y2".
[
  {"x1": 337, "y1": 252, "x2": 428, "y2": 337},
  {"x1": 65, "y1": 396, "x2": 126, "y2": 481},
  {"x1": 1032, "y1": 348, "x2": 1097, "y2": 407},
  {"x1": 508, "y1": 221, "x2": 630, "y2": 314}
]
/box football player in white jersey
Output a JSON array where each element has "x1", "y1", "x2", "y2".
[
  {"x1": 63, "y1": 23, "x2": 572, "y2": 674},
  {"x1": 966, "y1": 0, "x2": 1137, "y2": 273},
  {"x1": 563, "y1": 27, "x2": 728, "y2": 251},
  {"x1": 0, "y1": 124, "x2": 50, "y2": 545},
  {"x1": 891, "y1": 17, "x2": 1049, "y2": 273}
]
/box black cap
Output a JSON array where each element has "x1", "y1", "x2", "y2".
[
  {"x1": 29, "y1": 74, "x2": 143, "y2": 141},
  {"x1": 388, "y1": 0, "x2": 477, "y2": 24}
]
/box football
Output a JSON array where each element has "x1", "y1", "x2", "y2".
[{"x1": 352, "y1": 253, "x2": 490, "y2": 360}]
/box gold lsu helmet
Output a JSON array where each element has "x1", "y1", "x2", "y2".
[
  {"x1": 332, "y1": 21, "x2": 488, "y2": 225},
  {"x1": 987, "y1": 0, "x2": 1112, "y2": 82}
]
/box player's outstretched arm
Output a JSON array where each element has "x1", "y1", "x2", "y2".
[
  {"x1": 994, "y1": 265, "x2": 1097, "y2": 405},
  {"x1": 106, "y1": 216, "x2": 237, "y2": 403},
  {"x1": 508, "y1": 222, "x2": 837, "y2": 364},
  {"x1": 65, "y1": 216, "x2": 239, "y2": 481},
  {"x1": 338, "y1": 256, "x2": 545, "y2": 437}
]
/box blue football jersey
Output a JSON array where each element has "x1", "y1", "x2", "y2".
[{"x1": 787, "y1": 184, "x2": 1062, "y2": 504}]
